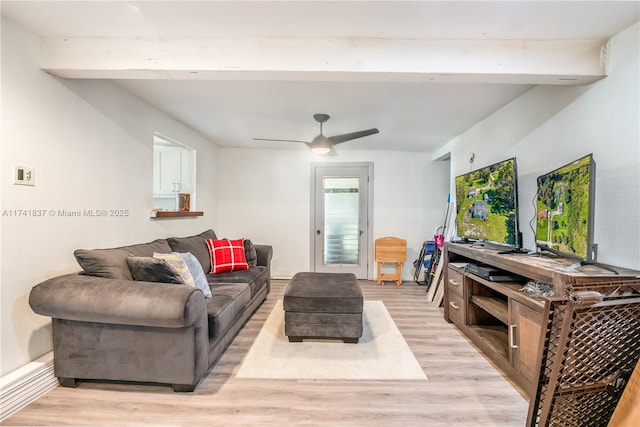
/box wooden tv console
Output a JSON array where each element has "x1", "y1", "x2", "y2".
[{"x1": 443, "y1": 242, "x2": 639, "y2": 397}]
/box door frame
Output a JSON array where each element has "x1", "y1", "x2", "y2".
[{"x1": 310, "y1": 162, "x2": 374, "y2": 280}]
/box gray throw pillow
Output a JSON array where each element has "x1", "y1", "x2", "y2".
[
  {"x1": 176, "y1": 252, "x2": 213, "y2": 298},
  {"x1": 126, "y1": 256, "x2": 183, "y2": 284},
  {"x1": 244, "y1": 239, "x2": 258, "y2": 267}
]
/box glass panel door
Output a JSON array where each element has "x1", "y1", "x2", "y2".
[{"x1": 312, "y1": 164, "x2": 370, "y2": 279}]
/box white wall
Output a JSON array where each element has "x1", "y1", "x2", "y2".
[
  {"x1": 218, "y1": 148, "x2": 449, "y2": 280},
  {"x1": 0, "y1": 18, "x2": 219, "y2": 376},
  {"x1": 446, "y1": 22, "x2": 640, "y2": 270}
]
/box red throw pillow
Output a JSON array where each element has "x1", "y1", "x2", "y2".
[{"x1": 205, "y1": 238, "x2": 249, "y2": 274}]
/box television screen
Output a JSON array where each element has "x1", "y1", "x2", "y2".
[
  {"x1": 455, "y1": 157, "x2": 519, "y2": 247},
  {"x1": 535, "y1": 154, "x2": 596, "y2": 261}
]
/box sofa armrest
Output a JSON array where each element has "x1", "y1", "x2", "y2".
[
  {"x1": 29, "y1": 273, "x2": 206, "y2": 328},
  {"x1": 254, "y1": 244, "x2": 273, "y2": 268}
]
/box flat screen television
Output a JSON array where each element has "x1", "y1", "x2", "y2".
[
  {"x1": 455, "y1": 157, "x2": 519, "y2": 249},
  {"x1": 535, "y1": 153, "x2": 596, "y2": 262}
]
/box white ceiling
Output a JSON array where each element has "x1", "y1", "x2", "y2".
[{"x1": 3, "y1": 1, "x2": 639, "y2": 154}]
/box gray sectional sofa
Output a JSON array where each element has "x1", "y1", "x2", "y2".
[{"x1": 29, "y1": 229, "x2": 272, "y2": 392}]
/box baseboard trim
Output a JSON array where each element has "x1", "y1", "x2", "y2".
[{"x1": 0, "y1": 352, "x2": 58, "y2": 421}]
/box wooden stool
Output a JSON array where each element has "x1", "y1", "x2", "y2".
[{"x1": 374, "y1": 237, "x2": 406, "y2": 286}]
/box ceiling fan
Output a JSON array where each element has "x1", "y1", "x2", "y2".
[{"x1": 253, "y1": 113, "x2": 379, "y2": 155}]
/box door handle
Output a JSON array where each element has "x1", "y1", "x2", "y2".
[
  {"x1": 359, "y1": 229, "x2": 363, "y2": 237},
  {"x1": 509, "y1": 325, "x2": 518, "y2": 349},
  {"x1": 316, "y1": 230, "x2": 321, "y2": 235}
]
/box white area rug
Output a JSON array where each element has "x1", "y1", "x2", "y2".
[{"x1": 235, "y1": 300, "x2": 428, "y2": 381}]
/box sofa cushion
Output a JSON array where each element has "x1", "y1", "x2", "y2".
[
  {"x1": 75, "y1": 239, "x2": 173, "y2": 280},
  {"x1": 126, "y1": 256, "x2": 183, "y2": 284},
  {"x1": 206, "y1": 266, "x2": 268, "y2": 297},
  {"x1": 206, "y1": 239, "x2": 249, "y2": 274},
  {"x1": 176, "y1": 252, "x2": 213, "y2": 298},
  {"x1": 166, "y1": 229, "x2": 217, "y2": 274},
  {"x1": 205, "y1": 283, "x2": 251, "y2": 339},
  {"x1": 153, "y1": 253, "x2": 195, "y2": 288}
]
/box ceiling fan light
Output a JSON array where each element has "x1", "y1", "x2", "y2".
[
  {"x1": 310, "y1": 135, "x2": 331, "y2": 155},
  {"x1": 311, "y1": 146, "x2": 331, "y2": 155}
]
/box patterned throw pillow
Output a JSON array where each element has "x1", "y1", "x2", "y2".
[
  {"x1": 153, "y1": 253, "x2": 195, "y2": 288},
  {"x1": 175, "y1": 252, "x2": 213, "y2": 298},
  {"x1": 205, "y1": 238, "x2": 249, "y2": 274}
]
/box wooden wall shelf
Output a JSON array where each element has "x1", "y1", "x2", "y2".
[{"x1": 151, "y1": 211, "x2": 203, "y2": 219}]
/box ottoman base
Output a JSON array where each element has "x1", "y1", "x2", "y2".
[
  {"x1": 288, "y1": 336, "x2": 359, "y2": 344},
  {"x1": 285, "y1": 311, "x2": 363, "y2": 343}
]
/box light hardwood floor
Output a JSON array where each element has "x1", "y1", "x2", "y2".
[{"x1": 5, "y1": 280, "x2": 529, "y2": 426}]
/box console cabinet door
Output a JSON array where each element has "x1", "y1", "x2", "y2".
[{"x1": 510, "y1": 300, "x2": 544, "y2": 384}]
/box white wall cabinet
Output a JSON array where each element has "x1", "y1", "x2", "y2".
[{"x1": 153, "y1": 144, "x2": 192, "y2": 196}]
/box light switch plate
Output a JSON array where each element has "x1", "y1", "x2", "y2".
[{"x1": 14, "y1": 166, "x2": 35, "y2": 186}]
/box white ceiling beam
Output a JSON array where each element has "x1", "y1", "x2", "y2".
[{"x1": 39, "y1": 37, "x2": 607, "y2": 85}]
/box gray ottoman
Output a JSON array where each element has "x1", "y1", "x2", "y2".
[{"x1": 283, "y1": 272, "x2": 363, "y2": 343}]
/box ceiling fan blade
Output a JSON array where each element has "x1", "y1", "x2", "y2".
[
  {"x1": 327, "y1": 146, "x2": 338, "y2": 157},
  {"x1": 328, "y1": 128, "x2": 379, "y2": 145},
  {"x1": 253, "y1": 138, "x2": 310, "y2": 144}
]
